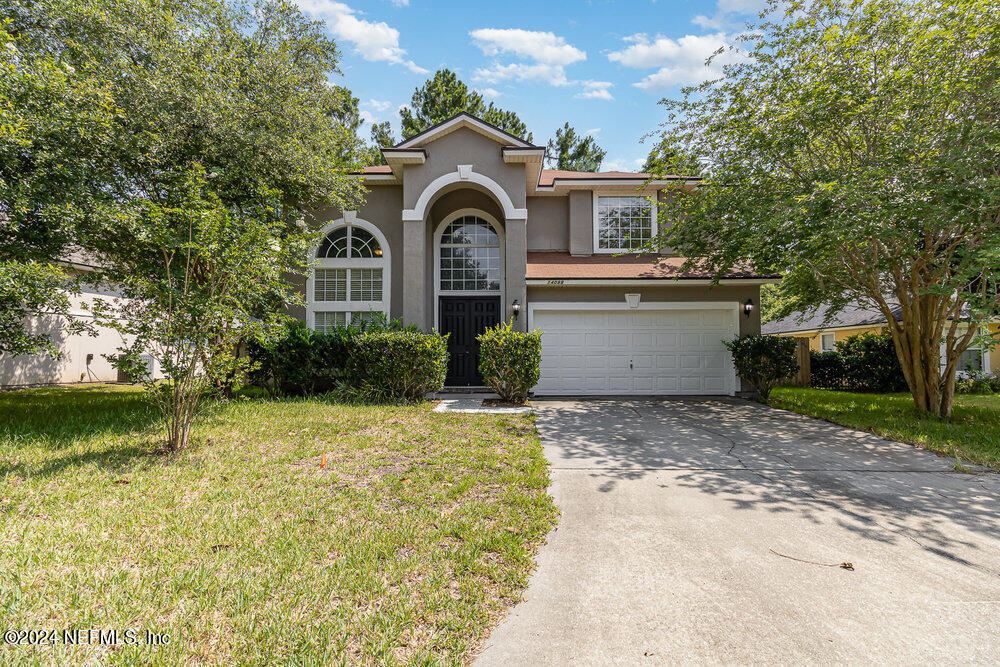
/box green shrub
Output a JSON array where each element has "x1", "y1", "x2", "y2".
[
  {"x1": 836, "y1": 331, "x2": 907, "y2": 393},
  {"x1": 246, "y1": 322, "x2": 344, "y2": 396},
  {"x1": 347, "y1": 330, "x2": 449, "y2": 402},
  {"x1": 810, "y1": 350, "x2": 846, "y2": 389},
  {"x1": 955, "y1": 369, "x2": 1000, "y2": 394},
  {"x1": 477, "y1": 322, "x2": 542, "y2": 404},
  {"x1": 724, "y1": 335, "x2": 798, "y2": 401},
  {"x1": 246, "y1": 316, "x2": 421, "y2": 397}
]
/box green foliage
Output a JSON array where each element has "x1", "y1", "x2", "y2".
[
  {"x1": 0, "y1": 261, "x2": 88, "y2": 356},
  {"x1": 836, "y1": 331, "x2": 908, "y2": 393},
  {"x1": 724, "y1": 335, "x2": 798, "y2": 401},
  {"x1": 7, "y1": 0, "x2": 368, "y2": 445},
  {"x1": 370, "y1": 121, "x2": 397, "y2": 149},
  {"x1": 247, "y1": 316, "x2": 419, "y2": 397},
  {"x1": 545, "y1": 123, "x2": 606, "y2": 172},
  {"x1": 477, "y1": 322, "x2": 542, "y2": 404},
  {"x1": 348, "y1": 331, "x2": 449, "y2": 403},
  {"x1": 247, "y1": 318, "x2": 444, "y2": 402},
  {"x1": 956, "y1": 370, "x2": 1000, "y2": 395},
  {"x1": 246, "y1": 321, "x2": 350, "y2": 396},
  {"x1": 642, "y1": 135, "x2": 701, "y2": 175},
  {"x1": 809, "y1": 350, "x2": 846, "y2": 390},
  {"x1": 482, "y1": 104, "x2": 533, "y2": 143},
  {"x1": 654, "y1": 0, "x2": 1000, "y2": 417},
  {"x1": 758, "y1": 283, "x2": 796, "y2": 324},
  {"x1": 399, "y1": 69, "x2": 533, "y2": 142},
  {"x1": 808, "y1": 332, "x2": 907, "y2": 392},
  {"x1": 94, "y1": 167, "x2": 308, "y2": 449},
  {"x1": 0, "y1": 6, "x2": 120, "y2": 354}
]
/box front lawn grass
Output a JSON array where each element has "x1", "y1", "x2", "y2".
[
  {"x1": 0, "y1": 385, "x2": 557, "y2": 664},
  {"x1": 769, "y1": 387, "x2": 1000, "y2": 468}
]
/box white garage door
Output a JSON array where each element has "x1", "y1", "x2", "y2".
[{"x1": 532, "y1": 304, "x2": 739, "y2": 396}]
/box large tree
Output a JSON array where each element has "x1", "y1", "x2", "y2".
[
  {"x1": 3, "y1": 0, "x2": 366, "y2": 370},
  {"x1": 654, "y1": 0, "x2": 1000, "y2": 418},
  {"x1": 399, "y1": 69, "x2": 533, "y2": 142},
  {"x1": 0, "y1": 5, "x2": 120, "y2": 355},
  {"x1": 545, "y1": 123, "x2": 606, "y2": 172},
  {"x1": 642, "y1": 135, "x2": 701, "y2": 176},
  {"x1": 9, "y1": 0, "x2": 364, "y2": 447}
]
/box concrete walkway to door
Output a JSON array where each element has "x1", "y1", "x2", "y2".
[{"x1": 475, "y1": 398, "x2": 1000, "y2": 665}]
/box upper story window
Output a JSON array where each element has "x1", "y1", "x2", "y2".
[
  {"x1": 439, "y1": 216, "x2": 501, "y2": 292},
  {"x1": 309, "y1": 221, "x2": 389, "y2": 332},
  {"x1": 595, "y1": 195, "x2": 655, "y2": 252}
]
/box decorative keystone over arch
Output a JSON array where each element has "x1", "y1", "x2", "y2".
[{"x1": 402, "y1": 166, "x2": 528, "y2": 222}]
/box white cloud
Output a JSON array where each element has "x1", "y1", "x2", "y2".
[
  {"x1": 476, "y1": 87, "x2": 501, "y2": 98},
  {"x1": 607, "y1": 32, "x2": 740, "y2": 91},
  {"x1": 470, "y1": 28, "x2": 586, "y2": 67},
  {"x1": 473, "y1": 62, "x2": 570, "y2": 87},
  {"x1": 469, "y1": 27, "x2": 611, "y2": 101},
  {"x1": 365, "y1": 98, "x2": 393, "y2": 113},
  {"x1": 693, "y1": 0, "x2": 768, "y2": 31},
  {"x1": 602, "y1": 157, "x2": 645, "y2": 172},
  {"x1": 585, "y1": 127, "x2": 601, "y2": 135},
  {"x1": 296, "y1": 1, "x2": 426, "y2": 73},
  {"x1": 385, "y1": 0, "x2": 409, "y2": 6},
  {"x1": 574, "y1": 80, "x2": 614, "y2": 101}
]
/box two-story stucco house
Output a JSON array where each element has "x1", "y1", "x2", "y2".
[{"x1": 299, "y1": 112, "x2": 776, "y2": 395}]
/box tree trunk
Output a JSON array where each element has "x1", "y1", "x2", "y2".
[{"x1": 888, "y1": 315, "x2": 946, "y2": 418}]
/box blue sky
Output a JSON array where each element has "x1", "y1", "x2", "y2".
[{"x1": 296, "y1": 0, "x2": 764, "y2": 171}]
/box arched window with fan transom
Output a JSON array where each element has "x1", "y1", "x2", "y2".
[{"x1": 307, "y1": 218, "x2": 390, "y2": 332}]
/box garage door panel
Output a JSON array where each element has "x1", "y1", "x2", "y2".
[
  {"x1": 533, "y1": 306, "x2": 737, "y2": 396},
  {"x1": 656, "y1": 354, "x2": 678, "y2": 369}
]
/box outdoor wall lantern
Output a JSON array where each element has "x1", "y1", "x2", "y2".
[
  {"x1": 511, "y1": 299, "x2": 521, "y2": 319},
  {"x1": 744, "y1": 298, "x2": 755, "y2": 318}
]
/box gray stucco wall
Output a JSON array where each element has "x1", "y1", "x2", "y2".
[
  {"x1": 568, "y1": 190, "x2": 593, "y2": 256},
  {"x1": 293, "y1": 184, "x2": 405, "y2": 322},
  {"x1": 402, "y1": 130, "x2": 527, "y2": 211},
  {"x1": 526, "y1": 196, "x2": 568, "y2": 252}
]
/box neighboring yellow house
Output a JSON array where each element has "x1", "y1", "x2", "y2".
[{"x1": 762, "y1": 303, "x2": 1000, "y2": 374}]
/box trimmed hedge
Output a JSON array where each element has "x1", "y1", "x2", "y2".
[
  {"x1": 808, "y1": 331, "x2": 907, "y2": 393},
  {"x1": 247, "y1": 318, "x2": 447, "y2": 401},
  {"x1": 477, "y1": 322, "x2": 542, "y2": 404},
  {"x1": 348, "y1": 330, "x2": 449, "y2": 402},
  {"x1": 810, "y1": 351, "x2": 846, "y2": 389},
  {"x1": 724, "y1": 335, "x2": 798, "y2": 401}
]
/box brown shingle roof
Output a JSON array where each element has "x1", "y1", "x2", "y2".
[
  {"x1": 538, "y1": 170, "x2": 654, "y2": 186},
  {"x1": 526, "y1": 252, "x2": 777, "y2": 280}
]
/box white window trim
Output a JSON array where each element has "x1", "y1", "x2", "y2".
[
  {"x1": 592, "y1": 192, "x2": 658, "y2": 254},
  {"x1": 306, "y1": 215, "x2": 391, "y2": 330},
  {"x1": 820, "y1": 333, "x2": 836, "y2": 352},
  {"x1": 433, "y1": 208, "x2": 505, "y2": 332},
  {"x1": 526, "y1": 301, "x2": 740, "y2": 397},
  {"x1": 938, "y1": 324, "x2": 991, "y2": 375}
]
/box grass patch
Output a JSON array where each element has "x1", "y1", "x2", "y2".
[
  {"x1": 769, "y1": 387, "x2": 1000, "y2": 468},
  {"x1": 0, "y1": 385, "x2": 557, "y2": 664}
]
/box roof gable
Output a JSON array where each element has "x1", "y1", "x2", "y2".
[{"x1": 395, "y1": 112, "x2": 536, "y2": 149}]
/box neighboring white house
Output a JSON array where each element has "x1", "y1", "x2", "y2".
[{"x1": 0, "y1": 257, "x2": 156, "y2": 387}]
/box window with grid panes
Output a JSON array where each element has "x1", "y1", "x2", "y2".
[
  {"x1": 439, "y1": 216, "x2": 501, "y2": 292},
  {"x1": 596, "y1": 196, "x2": 654, "y2": 251},
  {"x1": 310, "y1": 223, "x2": 388, "y2": 330}
]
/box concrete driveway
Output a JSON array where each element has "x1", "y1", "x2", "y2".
[{"x1": 476, "y1": 398, "x2": 1000, "y2": 665}]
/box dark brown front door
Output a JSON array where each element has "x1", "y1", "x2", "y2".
[{"x1": 439, "y1": 296, "x2": 501, "y2": 386}]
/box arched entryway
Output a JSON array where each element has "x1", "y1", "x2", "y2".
[{"x1": 433, "y1": 208, "x2": 504, "y2": 386}]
